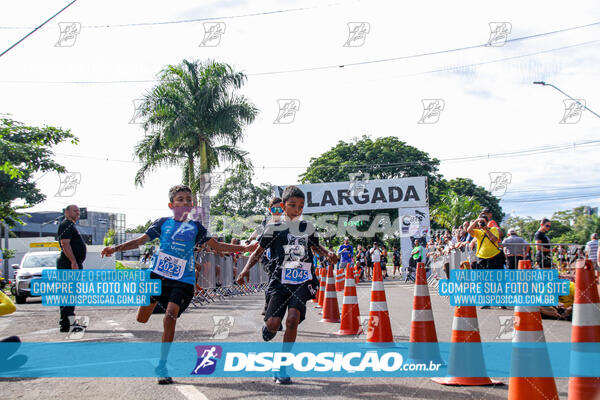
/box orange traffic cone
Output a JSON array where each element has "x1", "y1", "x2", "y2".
[
  {"x1": 568, "y1": 259, "x2": 600, "y2": 400},
  {"x1": 354, "y1": 261, "x2": 360, "y2": 284},
  {"x1": 508, "y1": 259, "x2": 559, "y2": 400},
  {"x1": 311, "y1": 266, "x2": 320, "y2": 303},
  {"x1": 366, "y1": 261, "x2": 393, "y2": 343},
  {"x1": 335, "y1": 265, "x2": 362, "y2": 335},
  {"x1": 321, "y1": 263, "x2": 340, "y2": 323},
  {"x1": 316, "y1": 267, "x2": 326, "y2": 308},
  {"x1": 432, "y1": 305, "x2": 500, "y2": 385},
  {"x1": 335, "y1": 267, "x2": 345, "y2": 292},
  {"x1": 408, "y1": 262, "x2": 442, "y2": 363}
]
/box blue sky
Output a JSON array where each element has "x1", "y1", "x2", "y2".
[{"x1": 1, "y1": 0, "x2": 599, "y2": 226}]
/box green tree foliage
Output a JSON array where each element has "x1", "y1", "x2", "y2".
[
  {"x1": 551, "y1": 207, "x2": 600, "y2": 244},
  {"x1": 133, "y1": 59, "x2": 258, "y2": 201},
  {"x1": 126, "y1": 219, "x2": 153, "y2": 233},
  {"x1": 431, "y1": 190, "x2": 482, "y2": 230},
  {"x1": 0, "y1": 117, "x2": 78, "y2": 226},
  {"x1": 103, "y1": 229, "x2": 116, "y2": 246},
  {"x1": 439, "y1": 178, "x2": 504, "y2": 223},
  {"x1": 300, "y1": 135, "x2": 442, "y2": 185},
  {"x1": 211, "y1": 165, "x2": 271, "y2": 218}
]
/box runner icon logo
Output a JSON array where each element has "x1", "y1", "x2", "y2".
[
  {"x1": 273, "y1": 99, "x2": 300, "y2": 124},
  {"x1": 55, "y1": 22, "x2": 81, "y2": 47},
  {"x1": 343, "y1": 22, "x2": 371, "y2": 47},
  {"x1": 191, "y1": 345, "x2": 223, "y2": 375},
  {"x1": 55, "y1": 172, "x2": 81, "y2": 197},
  {"x1": 211, "y1": 316, "x2": 234, "y2": 339},
  {"x1": 496, "y1": 315, "x2": 515, "y2": 340},
  {"x1": 559, "y1": 99, "x2": 586, "y2": 124},
  {"x1": 489, "y1": 172, "x2": 512, "y2": 197},
  {"x1": 486, "y1": 22, "x2": 511, "y2": 46},
  {"x1": 199, "y1": 22, "x2": 226, "y2": 47},
  {"x1": 348, "y1": 172, "x2": 370, "y2": 197},
  {"x1": 418, "y1": 99, "x2": 444, "y2": 124}
]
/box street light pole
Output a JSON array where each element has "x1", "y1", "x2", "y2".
[{"x1": 533, "y1": 81, "x2": 600, "y2": 120}]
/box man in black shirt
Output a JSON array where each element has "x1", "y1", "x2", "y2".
[
  {"x1": 56, "y1": 205, "x2": 87, "y2": 332},
  {"x1": 534, "y1": 218, "x2": 552, "y2": 269}
]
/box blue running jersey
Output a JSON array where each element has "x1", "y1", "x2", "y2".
[{"x1": 144, "y1": 217, "x2": 211, "y2": 285}]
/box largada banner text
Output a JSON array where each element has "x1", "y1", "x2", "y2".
[
  {"x1": 273, "y1": 177, "x2": 427, "y2": 214},
  {"x1": 274, "y1": 178, "x2": 430, "y2": 267}
]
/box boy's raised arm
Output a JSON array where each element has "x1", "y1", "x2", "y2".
[
  {"x1": 236, "y1": 245, "x2": 266, "y2": 285},
  {"x1": 311, "y1": 243, "x2": 339, "y2": 265},
  {"x1": 101, "y1": 234, "x2": 150, "y2": 257},
  {"x1": 206, "y1": 237, "x2": 257, "y2": 254}
]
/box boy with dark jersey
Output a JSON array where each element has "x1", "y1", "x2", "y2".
[
  {"x1": 236, "y1": 185, "x2": 338, "y2": 385},
  {"x1": 102, "y1": 185, "x2": 255, "y2": 384}
]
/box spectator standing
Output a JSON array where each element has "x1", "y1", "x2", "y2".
[
  {"x1": 534, "y1": 218, "x2": 553, "y2": 269},
  {"x1": 380, "y1": 245, "x2": 388, "y2": 279},
  {"x1": 585, "y1": 233, "x2": 599, "y2": 282},
  {"x1": 337, "y1": 237, "x2": 354, "y2": 272},
  {"x1": 502, "y1": 229, "x2": 529, "y2": 269},
  {"x1": 56, "y1": 205, "x2": 87, "y2": 333},
  {"x1": 467, "y1": 214, "x2": 504, "y2": 270},
  {"x1": 369, "y1": 242, "x2": 381, "y2": 279},
  {"x1": 482, "y1": 207, "x2": 503, "y2": 239},
  {"x1": 410, "y1": 239, "x2": 426, "y2": 270},
  {"x1": 392, "y1": 245, "x2": 401, "y2": 277}
]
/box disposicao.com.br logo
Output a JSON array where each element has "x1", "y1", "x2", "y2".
[{"x1": 223, "y1": 350, "x2": 441, "y2": 374}]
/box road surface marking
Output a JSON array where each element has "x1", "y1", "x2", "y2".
[{"x1": 176, "y1": 385, "x2": 209, "y2": 400}]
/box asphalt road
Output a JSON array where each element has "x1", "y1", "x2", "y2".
[{"x1": 0, "y1": 277, "x2": 573, "y2": 400}]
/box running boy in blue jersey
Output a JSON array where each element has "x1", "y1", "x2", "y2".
[{"x1": 101, "y1": 185, "x2": 255, "y2": 384}]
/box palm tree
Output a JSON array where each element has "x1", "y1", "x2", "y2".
[
  {"x1": 431, "y1": 189, "x2": 482, "y2": 230},
  {"x1": 133, "y1": 59, "x2": 258, "y2": 223}
]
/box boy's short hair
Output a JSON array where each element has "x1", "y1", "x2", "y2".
[
  {"x1": 540, "y1": 217, "x2": 550, "y2": 225},
  {"x1": 282, "y1": 185, "x2": 305, "y2": 203},
  {"x1": 269, "y1": 197, "x2": 282, "y2": 207},
  {"x1": 169, "y1": 184, "x2": 192, "y2": 202}
]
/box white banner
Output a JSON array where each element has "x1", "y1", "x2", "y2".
[
  {"x1": 399, "y1": 207, "x2": 431, "y2": 271},
  {"x1": 274, "y1": 177, "x2": 427, "y2": 214}
]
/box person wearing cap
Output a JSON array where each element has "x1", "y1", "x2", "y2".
[
  {"x1": 467, "y1": 213, "x2": 503, "y2": 270},
  {"x1": 482, "y1": 207, "x2": 502, "y2": 239},
  {"x1": 337, "y1": 237, "x2": 354, "y2": 272},
  {"x1": 502, "y1": 229, "x2": 529, "y2": 269}
]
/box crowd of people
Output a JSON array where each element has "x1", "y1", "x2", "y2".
[
  {"x1": 423, "y1": 208, "x2": 599, "y2": 278},
  {"x1": 419, "y1": 208, "x2": 600, "y2": 320}
]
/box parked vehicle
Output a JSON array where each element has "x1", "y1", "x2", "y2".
[{"x1": 13, "y1": 251, "x2": 60, "y2": 304}]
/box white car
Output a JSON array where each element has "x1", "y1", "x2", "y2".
[{"x1": 13, "y1": 251, "x2": 60, "y2": 304}]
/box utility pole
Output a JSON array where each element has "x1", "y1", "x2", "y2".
[{"x1": 533, "y1": 81, "x2": 600, "y2": 120}]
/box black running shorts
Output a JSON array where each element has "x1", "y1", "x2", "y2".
[
  {"x1": 149, "y1": 272, "x2": 194, "y2": 317},
  {"x1": 264, "y1": 284, "x2": 312, "y2": 324}
]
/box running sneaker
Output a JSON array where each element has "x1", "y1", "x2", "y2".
[
  {"x1": 262, "y1": 325, "x2": 277, "y2": 342},
  {"x1": 155, "y1": 365, "x2": 173, "y2": 385},
  {"x1": 273, "y1": 376, "x2": 292, "y2": 385}
]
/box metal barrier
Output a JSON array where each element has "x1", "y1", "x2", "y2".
[
  {"x1": 191, "y1": 252, "x2": 269, "y2": 307},
  {"x1": 423, "y1": 241, "x2": 587, "y2": 289}
]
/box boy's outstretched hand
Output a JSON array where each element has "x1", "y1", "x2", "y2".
[
  {"x1": 327, "y1": 252, "x2": 339, "y2": 266},
  {"x1": 243, "y1": 242, "x2": 259, "y2": 253},
  {"x1": 100, "y1": 247, "x2": 115, "y2": 258},
  {"x1": 236, "y1": 269, "x2": 250, "y2": 285}
]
